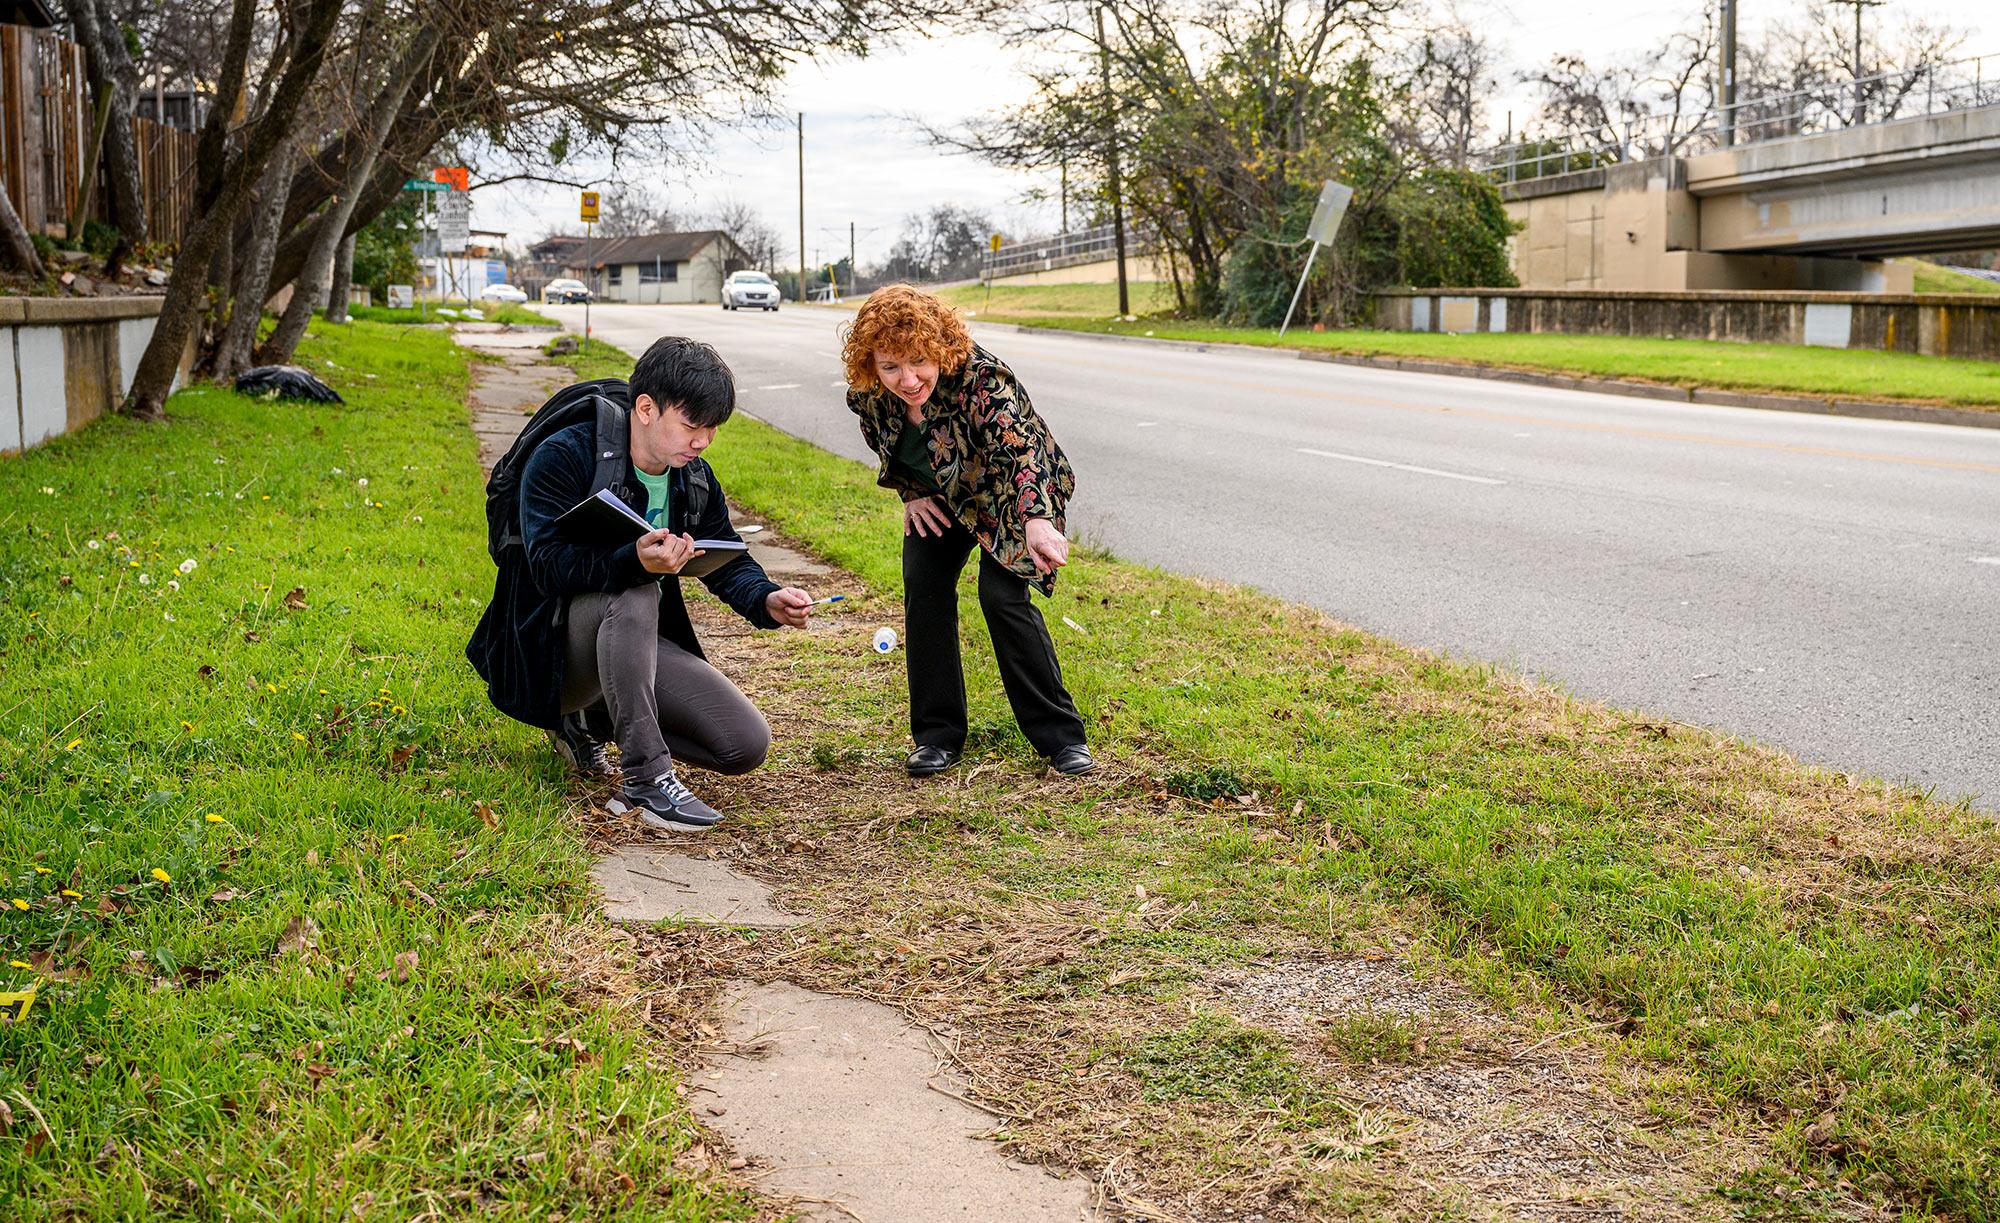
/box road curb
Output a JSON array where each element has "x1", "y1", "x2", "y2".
[{"x1": 968, "y1": 320, "x2": 2000, "y2": 431}]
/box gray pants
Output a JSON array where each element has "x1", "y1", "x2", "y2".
[{"x1": 561, "y1": 584, "x2": 770, "y2": 781}]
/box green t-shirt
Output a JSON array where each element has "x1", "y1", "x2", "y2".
[
  {"x1": 632, "y1": 465, "x2": 671, "y2": 528},
  {"x1": 890, "y1": 421, "x2": 941, "y2": 495}
]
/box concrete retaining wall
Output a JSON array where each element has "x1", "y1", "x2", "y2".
[
  {"x1": 1372, "y1": 287, "x2": 2000, "y2": 361},
  {"x1": 1, "y1": 296, "x2": 184, "y2": 454}
]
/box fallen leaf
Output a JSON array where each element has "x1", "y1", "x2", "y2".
[
  {"x1": 208, "y1": 889, "x2": 238, "y2": 903},
  {"x1": 388, "y1": 745, "x2": 415, "y2": 770},
  {"x1": 282, "y1": 587, "x2": 308, "y2": 610},
  {"x1": 274, "y1": 916, "x2": 321, "y2": 957},
  {"x1": 241, "y1": 631, "x2": 260, "y2": 644},
  {"x1": 305, "y1": 1062, "x2": 334, "y2": 1082},
  {"x1": 472, "y1": 800, "x2": 498, "y2": 828},
  {"x1": 391, "y1": 949, "x2": 418, "y2": 983}
]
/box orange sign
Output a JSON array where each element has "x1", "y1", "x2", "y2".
[
  {"x1": 432, "y1": 166, "x2": 469, "y2": 192},
  {"x1": 580, "y1": 191, "x2": 600, "y2": 223}
]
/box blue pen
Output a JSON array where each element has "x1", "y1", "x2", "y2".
[{"x1": 811, "y1": 594, "x2": 847, "y2": 606}]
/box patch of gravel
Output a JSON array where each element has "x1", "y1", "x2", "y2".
[{"x1": 1212, "y1": 956, "x2": 1491, "y2": 1032}]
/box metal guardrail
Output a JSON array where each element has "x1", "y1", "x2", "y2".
[
  {"x1": 981, "y1": 222, "x2": 1155, "y2": 279},
  {"x1": 1479, "y1": 50, "x2": 2000, "y2": 180}
]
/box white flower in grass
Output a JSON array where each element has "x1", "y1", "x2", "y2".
[
  {"x1": 138, "y1": 573, "x2": 152, "y2": 586},
  {"x1": 163, "y1": 612, "x2": 175, "y2": 622},
  {"x1": 40, "y1": 487, "x2": 54, "y2": 495},
  {"x1": 167, "y1": 579, "x2": 180, "y2": 592},
  {"x1": 178, "y1": 558, "x2": 197, "y2": 574},
  {"x1": 85, "y1": 540, "x2": 101, "y2": 550},
  {"x1": 357, "y1": 477, "x2": 368, "y2": 488}
]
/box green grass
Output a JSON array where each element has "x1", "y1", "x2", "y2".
[
  {"x1": 0, "y1": 321, "x2": 741, "y2": 1218},
  {"x1": 343, "y1": 300, "x2": 558, "y2": 327},
  {"x1": 1908, "y1": 260, "x2": 2000, "y2": 296},
  {"x1": 706, "y1": 409, "x2": 2000, "y2": 1217},
  {"x1": 942, "y1": 282, "x2": 2000, "y2": 410},
  {"x1": 941, "y1": 281, "x2": 1178, "y2": 320}
]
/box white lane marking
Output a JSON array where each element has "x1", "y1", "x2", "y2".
[
  {"x1": 759, "y1": 383, "x2": 802, "y2": 390},
  {"x1": 828, "y1": 381, "x2": 847, "y2": 388},
  {"x1": 1136, "y1": 421, "x2": 1159, "y2": 428},
  {"x1": 1297, "y1": 447, "x2": 1505, "y2": 486},
  {"x1": 1973, "y1": 557, "x2": 2000, "y2": 566}
]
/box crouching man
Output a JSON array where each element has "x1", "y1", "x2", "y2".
[{"x1": 468, "y1": 336, "x2": 812, "y2": 830}]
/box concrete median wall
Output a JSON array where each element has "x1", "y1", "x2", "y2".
[
  {"x1": 1372, "y1": 287, "x2": 2000, "y2": 361},
  {"x1": 1, "y1": 296, "x2": 188, "y2": 455}
]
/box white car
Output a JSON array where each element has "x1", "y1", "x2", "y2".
[
  {"x1": 480, "y1": 283, "x2": 529, "y2": 303},
  {"x1": 722, "y1": 271, "x2": 782, "y2": 311}
]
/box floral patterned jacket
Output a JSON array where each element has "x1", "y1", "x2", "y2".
[{"x1": 848, "y1": 345, "x2": 1076, "y2": 594}]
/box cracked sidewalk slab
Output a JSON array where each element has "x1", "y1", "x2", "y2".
[
  {"x1": 701, "y1": 980, "x2": 1093, "y2": 1222},
  {"x1": 593, "y1": 848, "x2": 802, "y2": 930}
]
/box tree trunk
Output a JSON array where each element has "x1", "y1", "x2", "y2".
[
  {"x1": 69, "y1": 0, "x2": 148, "y2": 262},
  {"x1": 259, "y1": 28, "x2": 438, "y2": 366},
  {"x1": 326, "y1": 230, "x2": 356, "y2": 322},
  {"x1": 0, "y1": 184, "x2": 45, "y2": 278},
  {"x1": 216, "y1": 140, "x2": 296, "y2": 380},
  {"x1": 122, "y1": 0, "x2": 343, "y2": 420}
]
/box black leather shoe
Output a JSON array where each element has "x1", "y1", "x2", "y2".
[
  {"x1": 1048, "y1": 744, "x2": 1097, "y2": 775},
  {"x1": 905, "y1": 745, "x2": 962, "y2": 777}
]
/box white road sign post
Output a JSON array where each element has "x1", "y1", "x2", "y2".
[{"x1": 1278, "y1": 179, "x2": 1353, "y2": 336}]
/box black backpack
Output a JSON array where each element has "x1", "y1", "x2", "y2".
[{"x1": 483, "y1": 377, "x2": 632, "y2": 562}]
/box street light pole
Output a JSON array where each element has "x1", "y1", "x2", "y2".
[
  {"x1": 1096, "y1": 3, "x2": 1130, "y2": 319},
  {"x1": 797, "y1": 113, "x2": 807, "y2": 307},
  {"x1": 1720, "y1": 0, "x2": 1737, "y2": 146}
]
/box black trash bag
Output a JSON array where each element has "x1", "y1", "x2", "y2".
[{"x1": 234, "y1": 365, "x2": 344, "y2": 403}]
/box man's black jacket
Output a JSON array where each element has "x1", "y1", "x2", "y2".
[{"x1": 467, "y1": 420, "x2": 780, "y2": 729}]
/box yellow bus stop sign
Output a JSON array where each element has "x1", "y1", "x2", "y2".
[
  {"x1": 989, "y1": 233, "x2": 1003, "y2": 252},
  {"x1": 580, "y1": 192, "x2": 600, "y2": 224}
]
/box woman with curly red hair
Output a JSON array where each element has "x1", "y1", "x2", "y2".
[{"x1": 841, "y1": 284, "x2": 1093, "y2": 777}]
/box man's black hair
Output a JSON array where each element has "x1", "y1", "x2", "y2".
[{"x1": 629, "y1": 336, "x2": 736, "y2": 428}]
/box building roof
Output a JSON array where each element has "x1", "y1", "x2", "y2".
[
  {"x1": 1, "y1": 0, "x2": 57, "y2": 27},
  {"x1": 585, "y1": 230, "x2": 740, "y2": 269},
  {"x1": 530, "y1": 234, "x2": 585, "y2": 258}
]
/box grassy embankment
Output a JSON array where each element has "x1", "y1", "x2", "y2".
[
  {"x1": 343, "y1": 301, "x2": 558, "y2": 327},
  {"x1": 1907, "y1": 260, "x2": 2000, "y2": 296},
  {"x1": 940, "y1": 282, "x2": 2000, "y2": 410},
  {"x1": 0, "y1": 321, "x2": 743, "y2": 1219},
  {"x1": 698, "y1": 408, "x2": 2000, "y2": 1216}
]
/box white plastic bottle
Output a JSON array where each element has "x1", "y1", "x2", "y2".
[{"x1": 872, "y1": 626, "x2": 898, "y2": 653}]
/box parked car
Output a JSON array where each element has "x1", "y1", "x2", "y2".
[
  {"x1": 722, "y1": 271, "x2": 782, "y2": 311},
  {"x1": 480, "y1": 283, "x2": 529, "y2": 303},
  {"x1": 544, "y1": 278, "x2": 593, "y2": 304}
]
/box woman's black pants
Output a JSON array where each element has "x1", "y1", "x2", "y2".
[{"x1": 902, "y1": 520, "x2": 1086, "y2": 757}]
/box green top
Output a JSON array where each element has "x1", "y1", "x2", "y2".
[
  {"x1": 631, "y1": 465, "x2": 671, "y2": 528},
  {"x1": 890, "y1": 420, "x2": 941, "y2": 495}
]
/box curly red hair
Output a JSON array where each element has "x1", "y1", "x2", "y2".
[{"x1": 840, "y1": 284, "x2": 975, "y2": 391}]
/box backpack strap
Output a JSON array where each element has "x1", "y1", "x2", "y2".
[{"x1": 588, "y1": 396, "x2": 630, "y2": 500}]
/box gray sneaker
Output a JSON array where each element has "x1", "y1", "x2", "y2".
[
  {"x1": 607, "y1": 770, "x2": 723, "y2": 831},
  {"x1": 547, "y1": 712, "x2": 615, "y2": 777}
]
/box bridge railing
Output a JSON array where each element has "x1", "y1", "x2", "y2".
[
  {"x1": 1479, "y1": 50, "x2": 2000, "y2": 181},
  {"x1": 980, "y1": 222, "x2": 1157, "y2": 280}
]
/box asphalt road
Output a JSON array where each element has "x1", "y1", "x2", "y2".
[{"x1": 549, "y1": 302, "x2": 2000, "y2": 806}]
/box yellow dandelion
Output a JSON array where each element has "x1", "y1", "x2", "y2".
[
  {"x1": 387, "y1": 833, "x2": 406, "y2": 843},
  {"x1": 181, "y1": 721, "x2": 194, "y2": 732},
  {"x1": 151, "y1": 868, "x2": 171, "y2": 884},
  {"x1": 378, "y1": 688, "x2": 392, "y2": 696},
  {"x1": 265, "y1": 683, "x2": 277, "y2": 693},
  {"x1": 291, "y1": 732, "x2": 307, "y2": 742},
  {"x1": 59, "y1": 889, "x2": 81, "y2": 899},
  {"x1": 10, "y1": 899, "x2": 28, "y2": 910},
  {"x1": 318, "y1": 689, "x2": 329, "y2": 695},
  {"x1": 204, "y1": 813, "x2": 223, "y2": 824},
  {"x1": 8, "y1": 960, "x2": 29, "y2": 970},
  {"x1": 391, "y1": 705, "x2": 406, "y2": 715},
  {"x1": 33, "y1": 866, "x2": 50, "y2": 875},
  {"x1": 64, "y1": 737, "x2": 82, "y2": 750}
]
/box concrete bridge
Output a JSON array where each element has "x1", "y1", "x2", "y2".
[{"x1": 1502, "y1": 98, "x2": 2000, "y2": 292}]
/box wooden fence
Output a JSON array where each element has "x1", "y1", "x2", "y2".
[{"x1": 0, "y1": 23, "x2": 196, "y2": 245}]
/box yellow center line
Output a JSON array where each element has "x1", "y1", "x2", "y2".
[{"x1": 1039, "y1": 350, "x2": 2000, "y2": 477}]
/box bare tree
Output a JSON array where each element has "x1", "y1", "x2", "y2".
[
  {"x1": 1520, "y1": 2, "x2": 1718, "y2": 161},
  {"x1": 61, "y1": 0, "x2": 148, "y2": 262},
  {"x1": 326, "y1": 232, "x2": 357, "y2": 322},
  {"x1": 0, "y1": 186, "x2": 45, "y2": 278},
  {"x1": 1403, "y1": 3, "x2": 1497, "y2": 167},
  {"x1": 594, "y1": 183, "x2": 684, "y2": 237},
  {"x1": 260, "y1": 25, "x2": 442, "y2": 366},
  {"x1": 706, "y1": 198, "x2": 783, "y2": 270},
  {"x1": 215, "y1": 139, "x2": 298, "y2": 380}
]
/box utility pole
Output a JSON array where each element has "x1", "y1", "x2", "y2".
[
  {"x1": 1060, "y1": 155, "x2": 1069, "y2": 233},
  {"x1": 797, "y1": 112, "x2": 807, "y2": 306},
  {"x1": 1720, "y1": 0, "x2": 1738, "y2": 145},
  {"x1": 1830, "y1": 0, "x2": 1885, "y2": 125},
  {"x1": 850, "y1": 221, "x2": 856, "y2": 300},
  {"x1": 1095, "y1": 3, "x2": 1130, "y2": 318}
]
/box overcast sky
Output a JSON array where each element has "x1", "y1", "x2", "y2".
[{"x1": 469, "y1": 1, "x2": 1987, "y2": 269}]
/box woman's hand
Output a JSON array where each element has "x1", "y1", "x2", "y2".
[
  {"x1": 637, "y1": 529, "x2": 701, "y2": 575},
  {"x1": 1024, "y1": 517, "x2": 1069, "y2": 574},
  {"x1": 764, "y1": 587, "x2": 812, "y2": 629},
  {"x1": 903, "y1": 496, "x2": 952, "y2": 538}
]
